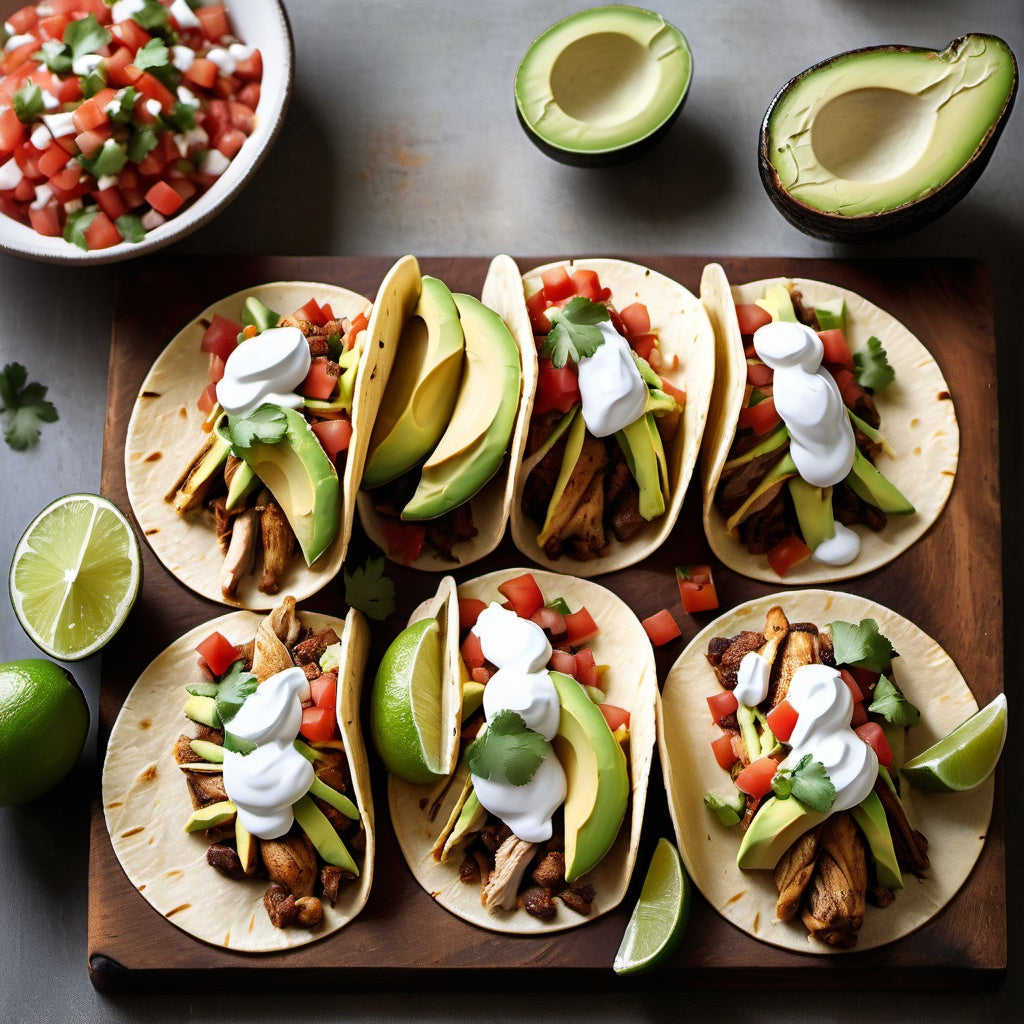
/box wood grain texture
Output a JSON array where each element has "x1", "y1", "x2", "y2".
[{"x1": 90, "y1": 255, "x2": 1004, "y2": 989}]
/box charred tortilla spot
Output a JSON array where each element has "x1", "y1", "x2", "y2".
[
  {"x1": 938, "y1": 390, "x2": 951, "y2": 401},
  {"x1": 139, "y1": 718, "x2": 152, "y2": 729},
  {"x1": 165, "y1": 904, "x2": 190, "y2": 918},
  {"x1": 120, "y1": 826, "x2": 144, "y2": 838},
  {"x1": 142, "y1": 451, "x2": 162, "y2": 462},
  {"x1": 138, "y1": 764, "x2": 157, "y2": 782},
  {"x1": 140, "y1": 391, "x2": 161, "y2": 399}
]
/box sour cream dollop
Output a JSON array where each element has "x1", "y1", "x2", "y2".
[
  {"x1": 735, "y1": 651, "x2": 771, "y2": 707},
  {"x1": 781, "y1": 663, "x2": 878, "y2": 812},
  {"x1": 216, "y1": 326, "x2": 311, "y2": 418},
  {"x1": 577, "y1": 321, "x2": 649, "y2": 438},
  {"x1": 469, "y1": 603, "x2": 566, "y2": 842},
  {"x1": 221, "y1": 666, "x2": 315, "y2": 839}
]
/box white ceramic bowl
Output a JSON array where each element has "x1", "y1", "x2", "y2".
[{"x1": 0, "y1": 0, "x2": 293, "y2": 265}]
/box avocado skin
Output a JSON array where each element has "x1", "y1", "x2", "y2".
[{"x1": 759, "y1": 34, "x2": 1018, "y2": 242}]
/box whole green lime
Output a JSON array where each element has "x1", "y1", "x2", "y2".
[{"x1": 0, "y1": 658, "x2": 90, "y2": 806}]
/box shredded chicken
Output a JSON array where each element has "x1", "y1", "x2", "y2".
[
  {"x1": 481, "y1": 835, "x2": 536, "y2": 912},
  {"x1": 258, "y1": 498, "x2": 295, "y2": 594},
  {"x1": 774, "y1": 826, "x2": 822, "y2": 921},
  {"x1": 261, "y1": 831, "x2": 319, "y2": 899},
  {"x1": 219, "y1": 507, "x2": 259, "y2": 599},
  {"x1": 800, "y1": 812, "x2": 868, "y2": 948}
]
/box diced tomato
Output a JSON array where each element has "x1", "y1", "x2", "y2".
[
  {"x1": 104, "y1": 46, "x2": 141, "y2": 87},
  {"x1": 711, "y1": 732, "x2": 738, "y2": 772},
  {"x1": 471, "y1": 665, "x2": 494, "y2": 684},
  {"x1": 533, "y1": 358, "x2": 581, "y2": 415},
  {"x1": 341, "y1": 310, "x2": 368, "y2": 349},
  {"x1": 629, "y1": 332, "x2": 658, "y2": 362},
  {"x1": 530, "y1": 605, "x2": 567, "y2": 638},
  {"x1": 460, "y1": 630, "x2": 485, "y2": 670},
  {"x1": 540, "y1": 265, "x2": 575, "y2": 303},
  {"x1": 850, "y1": 701, "x2": 869, "y2": 728},
  {"x1": 380, "y1": 521, "x2": 425, "y2": 565},
  {"x1": 311, "y1": 417, "x2": 352, "y2": 461},
  {"x1": 37, "y1": 13, "x2": 70, "y2": 40},
  {"x1": 735, "y1": 303, "x2": 772, "y2": 335},
  {"x1": 83, "y1": 211, "x2": 122, "y2": 250},
  {"x1": 526, "y1": 287, "x2": 551, "y2": 333},
  {"x1": 237, "y1": 81, "x2": 261, "y2": 110},
  {"x1": 847, "y1": 666, "x2": 880, "y2": 693},
  {"x1": 52, "y1": 74, "x2": 82, "y2": 104},
  {"x1": 291, "y1": 297, "x2": 327, "y2": 326},
  {"x1": 855, "y1": 722, "x2": 893, "y2": 768},
  {"x1": 135, "y1": 71, "x2": 177, "y2": 112},
  {"x1": 676, "y1": 564, "x2": 719, "y2": 614},
  {"x1": 234, "y1": 49, "x2": 263, "y2": 83},
  {"x1": 300, "y1": 357, "x2": 339, "y2": 400},
  {"x1": 707, "y1": 690, "x2": 738, "y2": 725},
  {"x1": 196, "y1": 4, "x2": 231, "y2": 42},
  {"x1": 548, "y1": 648, "x2": 577, "y2": 678},
  {"x1": 839, "y1": 668, "x2": 865, "y2": 704},
  {"x1": 574, "y1": 647, "x2": 596, "y2": 673},
  {"x1": 735, "y1": 755, "x2": 779, "y2": 799},
  {"x1": 658, "y1": 375, "x2": 687, "y2": 406},
  {"x1": 0, "y1": 107, "x2": 26, "y2": 153},
  {"x1": 309, "y1": 672, "x2": 338, "y2": 710},
  {"x1": 72, "y1": 99, "x2": 108, "y2": 134},
  {"x1": 497, "y1": 573, "x2": 544, "y2": 620},
  {"x1": 818, "y1": 328, "x2": 855, "y2": 371},
  {"x1": 641, "y1": 608, "x2": 680, "y2": 647},
  {"x1": 207, "y1": 353, "x2": 226, "y2": 383},
  {"x1": 6, "y1": 6, "x2": 38, "y2": 34},
  {"x1": 745, "y1": 360, "x2": 773, "y2": 387},
  {"x1": 145, "y1": 180, "x2": 184, "y2": 217},
  {"x1": 197, "y1": 382, "x2": 218, "y2": 416},
  {"x1": 227, "y1": 100, "x2": 256, "y2": 134},
  {"x1": 570, "y1": 267, "x2": 605, "y2": 301},
  {"x1": 766, "y1": 699, "x2": 798, "y2": 743},
  {"x1": 831, "y1": 367, "x2": 867, "y2": 408},
  {"x1": 737, "y1": 394, "x2": 781, "y2": 435},
  {"x1": 458, "y1": 597, "x2": 487, "y2": 631},
  {"x1": 766, "y1": 534, "x2": 811, "y2": 577},
  {"x1": 110, "y1": 15, "x2": 151, "y2": 51},
  {"x1": 618, "y1": 301, "x2": 651, "y2": 338},
  {"x1": 195, "y1": 631, "x2": 240, "y2": 676},
  {"x1": 300, "y1": 706, "x2": 335, "y2": 743},
  {"x1": 28, "y1": 200, "x2": 61, "y2": 237},
  {"x1": 38, "y1": 143, "x2": 69, "y2": 179},
  {"x1": 564, "y1": 607, "x2": 599, "y2": 646},
  {"x1": 200, "y1": 313, "x2": 242, "y2": 361},
  {"x1": 184, "y1": 57, "x2": 219, "y2": 90},
  {"x1": 599, "y1": 704, "x2": 630, "y2": 732},
  {"x1": 213, "y1": 126, "x2": 246, "y2": 158}
]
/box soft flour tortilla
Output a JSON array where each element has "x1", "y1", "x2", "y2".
[
  {"x1": 699, "y1": 265, "x2": 960, "y2": 583},
  {"x1": 356, "y1": 254, "x2": 539, "y2": 570},
  {"x1": 511, "y1": 258, "x2": 716, "y2": 577},
  {"x1": 124, "y1": 277, "x2": 394, "y2": 608},
  {"x1": 389, "y1": 567, "x2": 659, "y2": 934},
  {"x1": 102, "y1": 607, "x2": 375, "y2": 953},
  {"x1": 659, "y1": 589, "x2": 992, "y2": 954}
]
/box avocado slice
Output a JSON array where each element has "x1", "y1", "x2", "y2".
[
  {"x1": 537, "y1": 408, "x2": 587, "y2": 548},
  {"x1": 736, "y1": 795, "x2": 829, "y2": 871},
  {"x1": 184, "y1": 694, "x2": 220, "y2": 729},
  {"x1": 788, "y1": 477, "x2": 836, "y2": 553},
  {"x1": 615, "y1": 413, "x2": 668, "y2": 521},
  {"x1": 167, "y1": 430, "x2": 231, "y2": 514},
  {"x1": 402, "y1": 293, "x2": 521, "y2": 520},
  {"x1": 212, "y1": 418, "x2": 260, "y2": 511},
  {"x1": 760, "y1": 34, "x2": 1019, "y2": 241},
  {"x1": 235, "y1": 816, "x2": 259, "y2": 874},
  {"x1": 755, "y1": 283, "x2": 798, "y2": 323},
  {"x1": 722, "y1": 422, "x2": 790, "y2": 472},
  {"x1": 514, "y1": 6, "x2": 692, "y2": 166},
  {"x1": 815, "y1": 298, "x2": 846, "y2": 331},
  {"x1": 362, "y1": 275, "x2": 465, "y2": 489},
  {"x1": 308, "y1": 776, "x2": 360, "y2": 820},
  {"x1": 291, "y1": 793, "x2": 359, "y2": 875},
  {"x1": 850, "y1": 790, "x2": 903, "y2": 890},
  {"x1": 230, "y1": 404, "x2": 341, "y2": 565},
  {"x1": 189, "y1": 738, "x2": 225, "y2": 763},
  {"x1": 847, "y1": 447, "x2": 915, "y2": 514},
  {"x1": 184, "y1": 799, "x2": 236, "y2": 833},
  {"x1": 241, "y1": 296, "x2": 280, "y2": 333},
  {"x1": 704, "y1": 789, "x2": 746, "y2": 827}
]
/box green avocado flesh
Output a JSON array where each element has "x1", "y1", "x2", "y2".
[
  {"x1": 514, "y1": 5, "x2": 692, "y2": 162},
  {"x1": 765, "y1": 34, "x2": 1017, "y2": 217}
]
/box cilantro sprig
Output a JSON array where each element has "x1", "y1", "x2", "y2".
[
  {"x1": 770, "y1": 753, "x2": 836, "y2": 812},
  {"x1": 853, "y1": 336, "x2": 895, "y2": 392},
  {"x1": 466, "y1": 710, "x2": 549, "y2": 786},
  {"x1": 539, "y1": 296, "x2": 610, "y2": 368},
  {"x1": 228, "y1": 405, "x2": 289, "y2": 449},
  {"x1": 868, "y1": 674, "x2": 920, "y2": 727},
  {"x1": 829, "y1": 618, "x2": 895, "y2": 674},
  {"x1": 343, "y1": 556, "x2": 396, "y2": 621},
  {"x1": 0, "y1": 363, "x2": 59, "y2": 451}
]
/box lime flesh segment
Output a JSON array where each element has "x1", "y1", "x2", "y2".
[
  {"x1": 9, "y1": 494, "x2": 141, "y2": 661},
  {"x1": 613, "y1": 837, "x2": 690, "y2": 974},
  {"x1": 901, "y1": 692, "x2": 1007, "y2": 793}
]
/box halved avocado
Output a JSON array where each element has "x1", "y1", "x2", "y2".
[
  {"x1": 760, "y1": 34, "x2": 1018, "y2": 241},
  {"x1": 514, "y1": 5, "x2": 692, "y2": 167}
]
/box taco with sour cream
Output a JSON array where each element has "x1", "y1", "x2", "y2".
[
  {"x1": 102, "y1": 597, "x2": 374, "y2": 953},
  {"x1": 356, "y1": 254, "x2": 538, "y2": 570},
  {"x1": 379, "y1": 567, "x2": 658, "y2": 934},
  {"x1": 659, "y1": 590, "x2": 995, "y2": 953},
  {"x1": 510, "y1": 258, "x2": 715, "y2": 576},
  {"x1": 698, "y1": 263, "x2": 959, "y2": 583}
]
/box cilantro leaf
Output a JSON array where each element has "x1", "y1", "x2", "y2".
[
  {"x1": 127, "y1": 125, "x2": 159, "y2": 163},
  {"x1": 134, "y1": 38, "x2": 170, "y2": 72},
  {"x1": 115, "y1": 213, "x2": 146, "y2": 244},
  {"x1": 131, "y1": 0, "x2": 173, "y2": 34},
  {"x1": 222, "y1": 731, "x2": 257, "y2": 755},
  {"x1": 771, "y1": 754, "x2": 836, "y2": 812},
  {"x1": 829, "y1": 618, "x2": 895, "y2": 674},
  {"x1": 63, "y1": 208, "x2": 98, "y2": 251},
  {"x1": 215, "y1": 661, "x2": 258, "y2": 727},
  {"x1": 343, "y1": 556, "x2": 396, "y2": 621},
  {"x1": 540, "y1": 296, "x2": 610, "y2": 368},
  {"x1": 853, "y1": 336, "x2": 895, "y2": 392},
  {"x1": 63, "y1": 13, "x2": 111, "y2": 60},
  {"x1": 0, "y1": 363, "x2": 59, "y2": 451},
  {"x1": 466, "y1": 710, "x2": 549, "y2": 786},
  {"x1": 107, "y1": 86, "x2": 140, "y2": 126},
  {"x1": 166, "y1": 99, "x2": 197, "y2": 132},
  {"x1": 33, "y1": 39, "x2": 72, "y2": 75},
  {"x1": 13, "y1": 82, "x2": 44, "y2": 123},
  {"x1": 867, "y1": 674, "x2": 920, "y2": 727},
  {"x1": 227, "y1": 405, "x2": 289, "y2": 449},
  {"x1": 185, "y1": 680, "x2": 219, "y2": 698}
]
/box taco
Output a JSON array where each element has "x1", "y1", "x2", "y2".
[
  {"x1": 383, "y1": 567, "x2": 658, "y2": 933},
  {"x1": 659, "y1": 590, "x2": 994, "y2": 953},
  {"x1": 356, "y1": 254, "x2": 538, "y2": 570},
  {"x1": 124, "y1": 272, "x2": 403, "y2": 608},
  {"x1": 102, "y1": 598, "x2": 374, "y2": 953},
  {"x1": 510, "y1": 258, "x2": 715, "y2": 576},
  {"x1": 699, "y1": 264, "x2": 959, "y2": 583}
]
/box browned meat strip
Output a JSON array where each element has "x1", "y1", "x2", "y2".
[
  {"x1": 206, "y1": 842, "x2": 245, "y2": 880},
  {"x1": 185, "y1": 770, "x2": 227, "y2": 809},
  {"x1": 263, "y1": 882, "x2": 298, "y2": 928},
  {"x1": 261, "y1": 831, "x2": 319, "y2": 898},
  {"x1": 768, "y1": 628, "x2": 820, "y2": 707},
  {"x1": 531, "y1": 850, "x2": 566, "y2": 890},
  {"x1": 706, "y1": 631, "x2": 765, "y2": 690},
  {"x1": 258, "y1": 499, "x2": 295, "y2": 595},
  {"x1": 292, "y1": 628, "x2": 341, "y2": 666},
  {"x1": 481, "y1": 835, "x2": 536, "y2": 912},
  {"x1": 874, "y1": 779, "x2": 930, "y2": 877},
  {"x1": 774, "y1": 826, "x2": 822, "y2": 921},
  {"x1": 800, "y1": 812, "x2": 868, "y2": 948}
]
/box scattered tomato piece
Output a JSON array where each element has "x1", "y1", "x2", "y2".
[
  {"x1": 676, "y1": 565, "x2": 719, "y2": 614},
  {"x1": 195, "y1": 631, "x2": 240, "y2": 677},
  {"x1": 641, "y1": 608, "x2": 680, "y2": 646}
]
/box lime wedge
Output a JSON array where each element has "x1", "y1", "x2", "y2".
[
  {"x1": 9, "y1": 493, "x2": 141, "y2": 661},
  {"x1": 613, "y1": 837, "x2": 690, "y2": 974},
  {"x1": 902, "y1": 692, "x2": 1007, "y2": 793},
  {"x1": 370, "y1": 616, "x2": 445, "y2": 784}
]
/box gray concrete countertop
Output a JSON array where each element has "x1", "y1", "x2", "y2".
[{"x1": 1, "y1": 1, "x2": 1021, "y2": 1021}]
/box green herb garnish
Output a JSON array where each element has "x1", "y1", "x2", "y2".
[
  {"x1": 63, "y1": 13, "x2": 111, "y2": 61},
  {"x1": 540, "y1": 296, "x2": 610, "y2": 368},
  {"x1": 853, "y1": 336, "x2": 895, "y2": 392},
  {"x1": 215, "y1": 661, "x2": 258, "y2": 728},
  {"x1": 466, "y1": 710, "x2": 548, "y2": 786},
  {"x1": 228, "y1": 405, "x2": 289, "y2": 449},
  {"x1": 0, "y1": 363, "x2": 59, "y2": 451},
  {"x1": 13, "y1": 82, "x2": 44, "y2": 123},
  {"x1": 343, "y1": 555, "x2": 396, "y2": 621},
  {"x1": 134, "y1": 38, "x2": 170, "y2": 72},
  {"x1": 33, "y1": 39, "x2": 72, "y2": 75},
  {"x1": 829, "y1": 618, "x2": 895, "y2": 674},
  {"x1": 770, "y1": 753, "x2": 836, "y2": 812},
  {"x1": 868, "y1": 674, "x2": 920, "y2": 727}
]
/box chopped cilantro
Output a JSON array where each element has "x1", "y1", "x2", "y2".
[
  {"x1": 540, "y1": 296, "x2": 610, "y2": 368},
  {"x1": 108, "y1": 87, "x2": 140, "y2": 126},
  {"x1": 115, "y1": 214, "x2": 147, "y2": 244},
  {"x1": 222, "y1": 731, "x2": 257, "y2": 755},
  {"x1": 215, "y1": 661, "x2": 258, "y2": 727},
  {"x1": 134, "y1": 38, "x2": 170, "y2": 72},
  {"x1": 185, "y1": 680, "x2": 219, "y2": 698},
  {"x1": 166, "y1": 100, "x2": 197, "y2": 132},
  {"x1": 131, "y1": 0, "x2": 173, "y2": 36},
  {"x1": 0, "y1": 363, "x2": 59, "y2": 452},
  {"x1": 771, "y1": 753, "x2": 836, "y2": 812},
  {"x1": 546, "y1": 596, "x2": 572, "y2": 615},
  {"x1": 76, "y1": 138, "x2": 128, "y2": 178},
  {"x1": 63, "y1": 207, "x2": 98, "y2": 251},
  {"x1": 63, "y1": 13, "x2": 111, "y2": 60},
  {"x1": 227, "y1": 405, "x2": 289, "y2": 449},
  {"x1": 868, "y1": 674, "x2": 920, "y2": 727},
  {"x1": 33, "y1": 39, "x2": 73, "y2": 75},
  {"x1": 79, "y1": 66, "x2": 107, "y2": 99},
  {"x1": 127, "y1": 125, "x2": 159, "y2": 163},
  {"x1": 343, "y1": 556, "x2": 396, "y2": 621},
  {"x1": 829, "y1": 618, "x2": 895, "y2": 674},
  {"x1": 853, "y1": 336, "x2": 895, "y2": 392},
  {"x1": 13, "y1": 82, "x2": 44, "y2": 124},
  {"x1": 466, "y1": 710, "x2": 548, "y2": 786}
]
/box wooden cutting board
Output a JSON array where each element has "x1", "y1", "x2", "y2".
[{"x1": 89, "y1": 255, "x2": 1004, "y2": 990}]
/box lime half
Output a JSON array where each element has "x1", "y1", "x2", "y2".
[
  {"x1": 370, "y1": 616, "x2": 445, "y2": 784},
  {"x1": 9, "y1": 493, "x2": 141, "y2": 661},
  {"x1": 902, "y1": 692, "x2": 1007, "y2": 793},
  {"x1": 613, "y1": 837, "x2": 690, "y2": 974}
]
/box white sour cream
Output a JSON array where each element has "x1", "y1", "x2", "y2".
[
  {"x1": 470, "y1": 602, "x2": 567, "y2": 842},
  {"x1": 735, "y1": 651, "x2": 770, "y2": 707},
  {"x1": 216, "y1": 325, "x2": 311, "y2": 417},
  {"x1": 781, "y1": 663, "x2": 877, "y2": 812},
  {"x1": 221, "y1": 667, "x2": 315, "y2": 839},
  {"x1": 811, "y1": 522, "x2": 860, "y2": 566},
  {"x1": 577, "y1": 321, "x2": 649, "y2": 437}
]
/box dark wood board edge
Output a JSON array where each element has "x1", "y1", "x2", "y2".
[{"x1": 90, "y1": 255, "x2": 1005, "y2": 988}]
